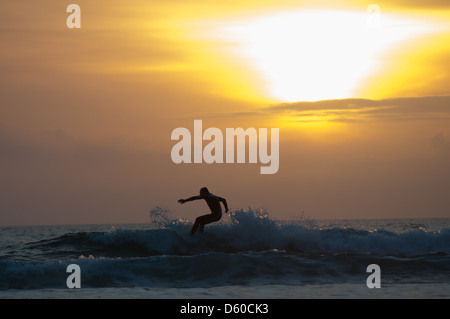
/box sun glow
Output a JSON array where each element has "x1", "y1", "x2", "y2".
[{"x1": 217, "y1": 10, "x2": 435, "y2": 102}]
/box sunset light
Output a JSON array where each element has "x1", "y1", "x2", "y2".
[
  {"x1": 1, "y1": 0, "x2": 450, "y2": 301},
  {"x1": 213, "y1": 10, "x2": 436, "y2": 102}
]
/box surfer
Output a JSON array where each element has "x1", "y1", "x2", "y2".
[{"x1": 178, "y1": 187, "x2": 229, "y2": 235}]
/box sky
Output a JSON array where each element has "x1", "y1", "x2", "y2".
[{"x1": 1, "y1": 0, "x2": 450, "y2": 226}]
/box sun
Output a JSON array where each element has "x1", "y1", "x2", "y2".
[{"x1": 214, "y1": 10, "x2": 435, "y2": 102}]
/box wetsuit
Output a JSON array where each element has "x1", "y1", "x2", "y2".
[{"x1": 182, "y1": 193, "x2": 228, "y2": 235}]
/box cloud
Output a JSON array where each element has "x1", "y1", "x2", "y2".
[
  {"x1": 266, "y1": 95, "x2": 450, "y2": 123},
  {"x1": 388, "y1": 0, "x2": 450, "y2": 8}
]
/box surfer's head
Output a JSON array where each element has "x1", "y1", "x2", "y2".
[{"x1": 200, "y1": 187, "x2": 209, "y2": 197}]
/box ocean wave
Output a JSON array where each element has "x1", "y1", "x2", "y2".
[
  {"x1": 1, "y1": 250, "x2": 449, "y2": 289},
  {"x1": 1, "y1": 209, "x2": 449, "y2": 289},
  {"x1": 21, "y1": 208, "x2": 450, "y2": 260}
]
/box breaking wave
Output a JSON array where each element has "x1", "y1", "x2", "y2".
[{"x1": 1, "y1": 208, "x2": 449, "y2": 289}]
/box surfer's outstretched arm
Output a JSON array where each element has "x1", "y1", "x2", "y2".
[{"x1": 178, "y1": 196, "x2": 201, "y2": 204}]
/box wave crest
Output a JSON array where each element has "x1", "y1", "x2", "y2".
[{"x1": 21, "y1": 208, "x2": 450, "y2": 260}]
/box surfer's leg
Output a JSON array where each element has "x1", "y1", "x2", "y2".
[
  {"x1": 190, "y1": 214, "x2": 211, "y2": 235},
  {"x1": 190, "y1": 221, "x2": 199, "y2": 236},
  {"x1": 198, "y1": 213, "x2": 221, "y2": 233}
]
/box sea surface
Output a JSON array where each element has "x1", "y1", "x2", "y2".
[{"x1": 1, "y1": 208, "x2": 449, "y2": 299}]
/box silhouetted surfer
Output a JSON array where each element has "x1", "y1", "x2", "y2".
[{"x1": 178, "y1": 187, "x2": 229, "y2": 236}]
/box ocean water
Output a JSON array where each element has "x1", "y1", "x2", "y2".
[{"x1": 0, "y1": 208, "x2": 449, "y2": 299}]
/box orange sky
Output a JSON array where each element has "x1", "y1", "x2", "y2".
[{"x1": 1, "y1": 1, "x2": 450, "y2": 225}]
